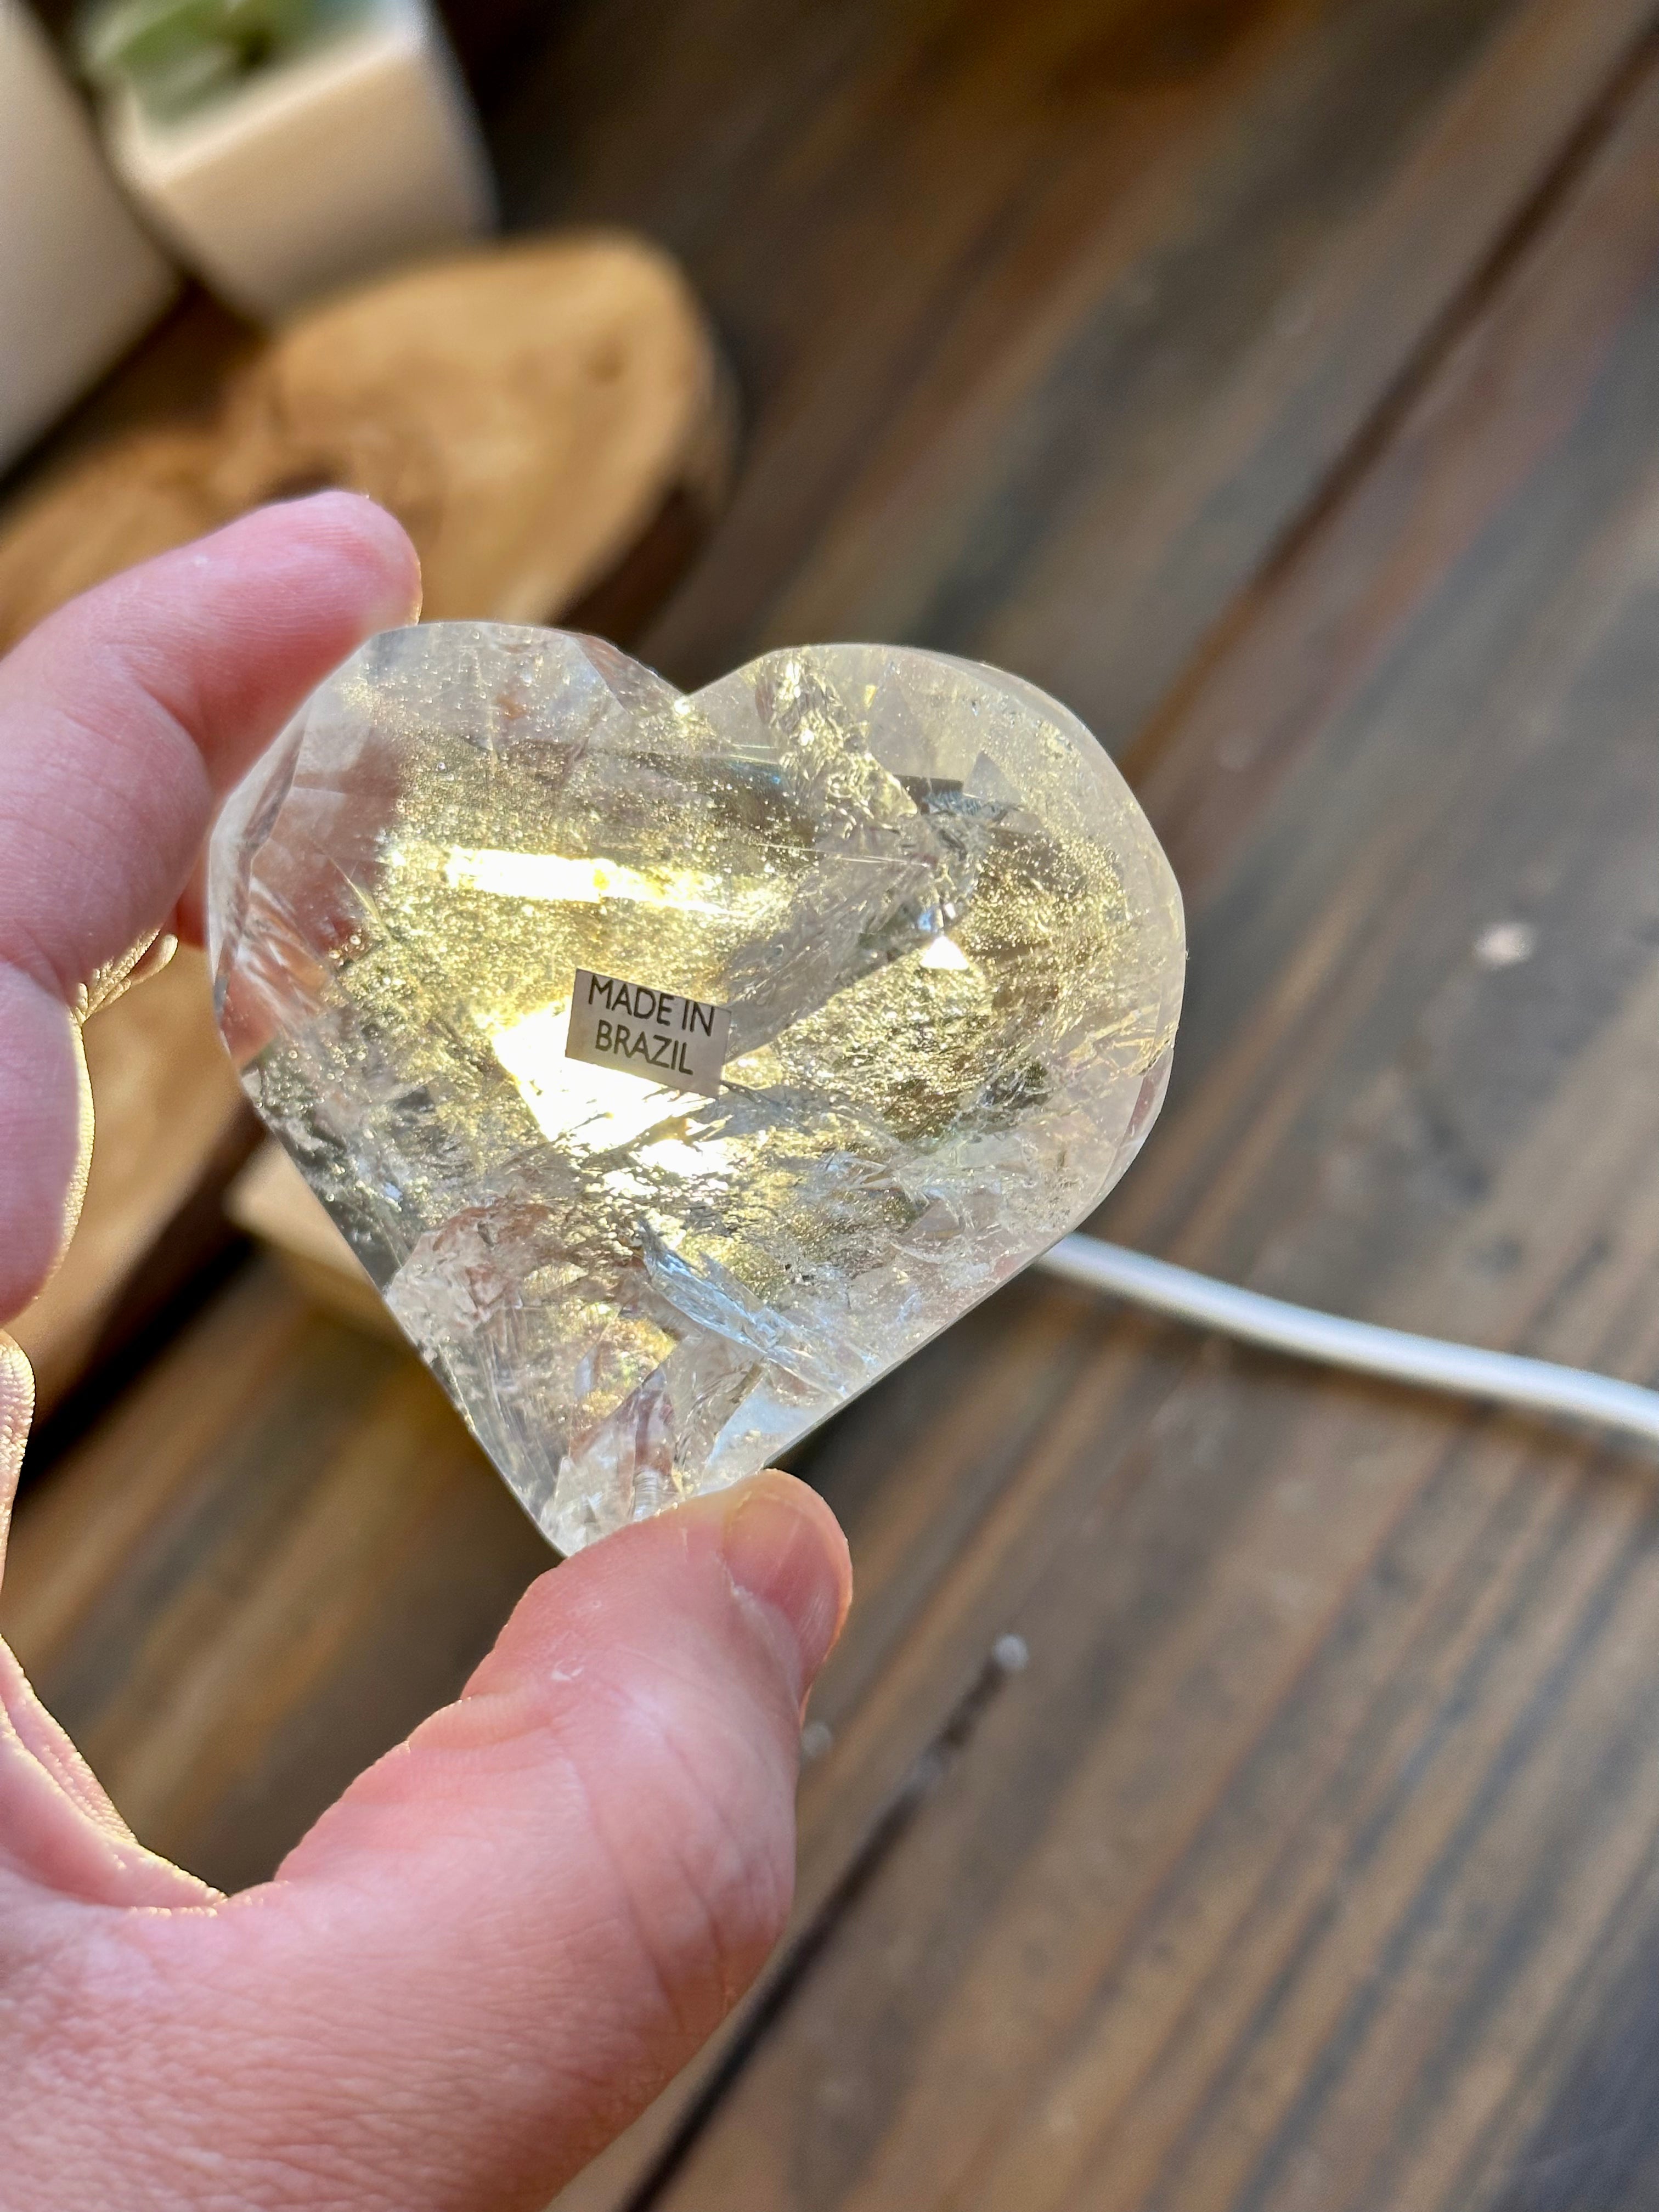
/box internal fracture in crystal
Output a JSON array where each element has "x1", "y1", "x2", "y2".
[{"x1": 208, "y1": 628, "x2": 1186, "y2": 1552}]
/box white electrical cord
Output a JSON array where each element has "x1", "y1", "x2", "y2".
[{"x1": 1036, "y1": 1236, "x2": 1659, "y2": 1452}]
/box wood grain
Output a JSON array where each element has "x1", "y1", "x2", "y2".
[
  {"x1": 4, "y1": 1260, "x2": 549, "y2": 1893},
  {"x1": 4, "y1": 3, "x2": 1659, "y2": 2209},
  {"x1": 503, "y1": 0, "x2": 1656, "y2": 747}
]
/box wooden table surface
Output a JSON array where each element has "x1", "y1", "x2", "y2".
[{"x1": 8, "y1": 3, "x2": 1659, "y2": 2207}]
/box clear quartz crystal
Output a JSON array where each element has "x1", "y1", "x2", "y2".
[{"x1": 208, "y1": 627, "x2": 1185, "y2": 1552}]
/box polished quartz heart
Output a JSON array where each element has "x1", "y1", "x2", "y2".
[{"x1": 208, "y1": 627, "x2": 1184, "y2": 1551}]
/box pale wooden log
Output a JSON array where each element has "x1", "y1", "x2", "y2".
[
  {"x1": 215, "y1": 233, "x2": 736, "y2": 623},
  {"x1": 0, "y1": 230, "x2": 735, "y2": 647}
]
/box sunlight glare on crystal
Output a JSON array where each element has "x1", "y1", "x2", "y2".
[{"x1": 443, "y1": 845, "x2": 763, "y2": 917}]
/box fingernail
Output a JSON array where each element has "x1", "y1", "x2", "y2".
[{"x1": 718, "y1": 1475, "x2": 851, "y2": 1701}]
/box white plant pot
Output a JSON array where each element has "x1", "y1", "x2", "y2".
[
  {"x1": 0, "y1": 0, "x2": 178, "y2": 471},
  {"x1": 103, "y1": 0, "x2": 495, "y2": 323}
]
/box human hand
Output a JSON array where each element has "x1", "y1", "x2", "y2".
[{"x1": 0, "y1": 496, "x2": 851, "y2": 2210}]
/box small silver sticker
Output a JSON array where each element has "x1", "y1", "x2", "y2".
[{"x1": 566, "y1": 968, "x2": 731, "y2": 1095}]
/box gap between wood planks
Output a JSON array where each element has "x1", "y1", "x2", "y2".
[{"x1": 591, "y1": 17, "x2": 1659, "y2": 2202}]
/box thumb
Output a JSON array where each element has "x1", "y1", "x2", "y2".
[{"x1": 52, "y1": 1473, "x2": 850, "y2": 2212}]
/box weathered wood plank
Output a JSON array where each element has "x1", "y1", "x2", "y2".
[
  {"x1": 4, "y1": 1261, "x2": 549, "y2": 1892},
  {"x1": 540, "y1": 2, "x2": 1659, "y2": 2199},
  {"x1": 506, "y1": 0, "x2": 1656, "y2": 752},
  {"x1": 613, "y1": 37, "x2": 1659, "y2": 2212}
]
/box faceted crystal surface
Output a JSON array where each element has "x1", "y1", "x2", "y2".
[{"x1": 208, "y1": 627, "x2": 1185, "y2": 1552}]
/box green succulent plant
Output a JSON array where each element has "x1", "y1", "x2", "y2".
[{"x1": 78, "y1": 0, "x2": 363, "y2": 123}]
